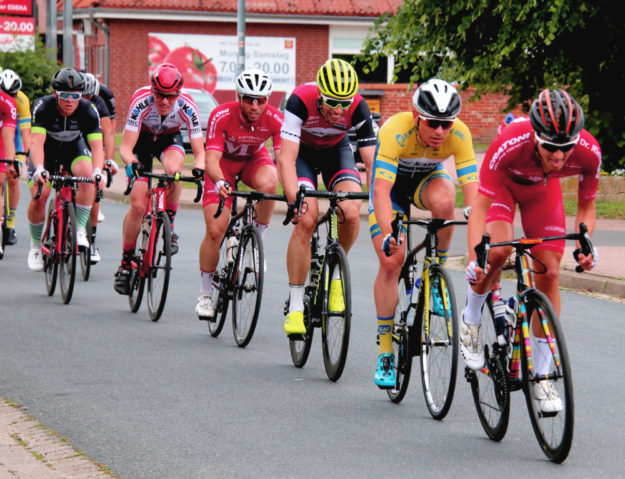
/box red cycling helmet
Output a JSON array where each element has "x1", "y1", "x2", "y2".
[{"x1": 151, "y1": 63, "x2": 184, "y2": 93}]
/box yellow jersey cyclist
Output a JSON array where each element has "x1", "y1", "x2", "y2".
[
  {"x1": 277, "y1": 58, "x2": 377, "y2": 335},
  {"x1": 0, "y1": 69, "x2": 31, "y2": 246},
  {"x1": 369, "y1": 78, "x2": 478, "y2": 387}
]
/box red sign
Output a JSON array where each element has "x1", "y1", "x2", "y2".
[
  {"x1": 0, "y1": 15, "x2": 35, "y2": 51},
  {"x1": 0, "y1": 0, "x2": 32, "y2": 16}
]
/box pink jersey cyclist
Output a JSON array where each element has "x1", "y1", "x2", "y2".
[
  {"x1": 0, "y1": 90, "x2": 17, "y2": 173},
  {"x1": 202, "y1": 101, "x2": 283, "y2": 208},
  {"x1": 480, "y1": 118, "x2": 600, "y2": 253}
]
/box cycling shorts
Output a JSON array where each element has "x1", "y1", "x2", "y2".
[
  {"x1": 202, "y1": 148, "x2": 276, "y2": 209},
  {"x1": 296, "y1": 135, "x2": 361, "y2": 191},
  {"x1": 133, "y1": 131, "x2": 185, "y2": 175},
  {"x1": 368, "y1": 164, "x2": 453, "y2": 239},
  {"x1": 26, "y1": 137, "x2": 91, "y2": 184},
  {"x1": 486, "y1": 176, "x2": 566, "y2": 254}
]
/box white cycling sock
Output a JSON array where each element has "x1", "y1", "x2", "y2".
[
  {"x1": 253, "y1": 220, "x2": 268, "y2": 238},
  {"x1": 200, "y1": 270, "x2": 214, "y2": 295},
  {"x1": 288, "y1": 284, "x2": 305, "y2": 314},
  {"x1": 464, "y1": 285, "x2": 489, "y2": 325}
]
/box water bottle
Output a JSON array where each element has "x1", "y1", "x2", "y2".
[{"x1": 226, "y1": 235, "x2": 238, "y2": 264}]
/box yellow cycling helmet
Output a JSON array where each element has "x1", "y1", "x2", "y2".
[{"x1": 316, "y1": 59, "x2": 359, "y2": 100}]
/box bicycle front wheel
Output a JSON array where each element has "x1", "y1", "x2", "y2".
[
  {"x1": 387, "y1": 259, "x2": 415, "y2": 403},
  {"x1": 146, "y1": 212, "x2": 171, "y2": 321},
  {"x1": 1, "y1": 181, "x2": 7, "y2": 252},
  {"x1": 128, "y1": 256, "x2": 145, "y2": 313},
  {"x1": 289, "y1": 302, "x2": 314, "y2": 368},
  {"x1": 521, "y1": 289, "x2": 574, "y2": 463},
  {"x1": 79, "y1": 217, "x2": 92, "y2": 281},
  {"x1": 232, "y1": 226, "x2": 264, "y2": 348},
  {"x1": 209, "y1": 234, "x2": 231, "y2": 337},
  {"x1": 420, "y1": 266, "x2": 459, "y2": 420},
  {"x1": 43, "y1": 208, "x2": 57, "y2": 296},
  {"x1": 59, "y1": 203, "x2": 77, "y2": 304},
  {"x1": 321, "y1": 245, "x2": 351, "y2": 382},
  {"x1": 468, "y1": 295, "x2": 510, "y2": 441}
]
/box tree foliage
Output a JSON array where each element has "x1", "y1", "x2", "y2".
[
  {"x1": 0, "y1": 42, "x2": 60, "y2": 103},
  {"x1": 359, "y1": 0, "x2": 624, "y2": 171}
]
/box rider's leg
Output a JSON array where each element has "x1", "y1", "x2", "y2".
[{"x1": 419, "y1": 174, "x2": 457, "y2": 264}]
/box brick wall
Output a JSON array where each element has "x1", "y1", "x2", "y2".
[{"x1": 106, "y1": 19, "x2": 521, "y2": 146}]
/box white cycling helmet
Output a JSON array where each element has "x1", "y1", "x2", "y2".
[
  {"x1": 82, "y1": 72, "x2": 97, "y2": 96},
  {"x1": 412, "y1": 79, "x2": 461, "y2": 119},
  {"x1": 0, "y1": 69, "x2": 22, "y2": 96},
  {"x1": 235, "y1": 69, "x2": 272, "y2": 98}
]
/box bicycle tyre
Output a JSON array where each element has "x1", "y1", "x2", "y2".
[
  {"x1": 521, "y1": 289, "x2": 574, "y2": 463},
  {"x1": 128, "y1": 257, "x2": 145, "y2": 313},
  {"x1": 208, "y1": 233, "x2": 231, "y2": 337},
  {"x1": 387, "y1": 259, "x2": 415, "y2": 403},
  {"x1": 468, "y1": 294, "x2": 510, "y2": 441},
  {"x1": 147, "y1": 212, "x2": 171, "y2": 321},
  {"x1": 1, "y1": 180, "x2": 7, "y2": 252},
  {"x1": 231, "y1": 226, "x2": 264, "y2": 348},
  {"x1": 79, "y1": 217, "x2": 92, "y2": 281},
  {"x1": 289, "y1": 299, "x2": 314, "y2": 368},
  {"x1": 59, "y1": 203, "x2": 77, "y2": 305},
  {"x1": 420, "y1": 266, "x2": 459, "y2": 420},
  {"x1": 43, "y1": 208, "x2": 58, "y2": 296},
  {"x1": 321, "y1": 245, "x2": 351, "y2": 381}
]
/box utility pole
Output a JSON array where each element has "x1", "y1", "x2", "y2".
[
  {"x1": 45, "y1": 0, "x2": 57, "y2": 61},
  {"x1": 63, "y1": 0, "x2": 74, "y2": 67},
  {"x1": 236, "y1": 0, "x2": 245, "y2": 76}
]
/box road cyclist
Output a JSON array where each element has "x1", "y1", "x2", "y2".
[
  {"x1": 277, "y1": 58, "x2": 376, "y2": 336},
  {"x1": 0, "y1": 70, "x2": 17, "y2": 260},
  {"x1": 463, "y1": 88, "x2": 601, "y2": 414},
  {"x1": 26, "y1": 68, "x2": 105, "y2": 272},
  {"x1": 369, "y1": 78, "x2": 477, "y2": 387},
  {"x1": 113, "y1": 62, "x2": 205, "y2": 295},
  {"x1": 196, "y1": 68, "x2": 283, "y2": 320}
]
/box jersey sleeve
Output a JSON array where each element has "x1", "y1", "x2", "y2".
[
  {"x1": 372, "y1": 115, "x2": 404, "y2": 184},
  {"x1": 0, "y1": 93, "x2": 17, "y2": 129},
  {"x1": 205, "y1": 107, "x2": 227, "y2": 153},
  {"x1": 351, "y1": 98, "x2": 377, "y2": 149},
  {"x1": 179, "y1": 94, "x2": 203, "y2": 139},
  {"x1": 577, "y1": 132, "x2": 602, "y2": 201},
  {"x1": 280, "y1": 93, "x2": 307, "y2": 143},
  {"x1": 82, "y1": 101, "x2": 103, "y2": 142},
  {"x1": 449, "y1": 120, "x2": 478, "y2": 185},
  {"x1": 15, "y1": 91, "x2": 31, "y2": 130}
]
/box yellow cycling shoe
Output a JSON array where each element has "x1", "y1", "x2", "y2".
[
  {"x1": 329, "y1": 278, "x2": 345, "y2": 312},
  {"x1": 284, "y1": 310, "x2": 306, "y2": 335}
]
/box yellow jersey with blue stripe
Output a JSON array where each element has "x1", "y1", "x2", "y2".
[
  {"x1": 373, "y1": 112, "x2": 478, "y2": 186},
  {"x1": 15, "y1": 90, "x2": 31, "y2": 130}
]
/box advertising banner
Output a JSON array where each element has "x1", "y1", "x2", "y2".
[
  {"x1": 148, "y1": 33, "x2": 296, "y2": 95},
  {"x1": 0, "y1": 0, "x2": 33, "y2": 16},
  {"x1": 0, "y1": 15, "x2": 35, "y2": 51}
]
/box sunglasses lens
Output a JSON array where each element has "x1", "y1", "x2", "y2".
[
  {"x1": 242, "y1": 96, "x2": 268, "y2": 105},
  {"x1": 58, "y1": 91, "x2": 80, "y2": 100},
  {"x1": 427, "y1": 119, "x2": 453, "y2": 129},
  {"x1": 322, "y1": 96, "x2": 352, "y2": 109},
  {"x1": 537, "y1": 136, "x2": 577, "y2": 153}
]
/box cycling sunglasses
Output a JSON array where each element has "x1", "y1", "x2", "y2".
[
  {"x1": 153, "y1": 89, "x2": 180, "y2": 100},
  {"x1": 419, "y1": 115, "x2": 455, "y2": 130},
  {"x1": 535, "y1": 133, "x2": 579, "y2": 153},
  {"x1": 241, "y1": 95, "x2": 268, "y2": 105},
  {"x1": 320, "y1": 94, "x2": 353, "y2": 110},
  {"x1": 56, "y1": 91, "x2": 82, "y2": 101}
]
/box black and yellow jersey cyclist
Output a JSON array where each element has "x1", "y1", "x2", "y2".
[{"x1": 369, "y1": 79, "x2": 478, "y2": 388}]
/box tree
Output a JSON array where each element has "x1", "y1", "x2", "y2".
[
  {"x1": 359, "y1": 0, "x2": 624, "y2": 172},
  {"x1": 0, "y1": 42, "x2": 60, "y2": 103}
]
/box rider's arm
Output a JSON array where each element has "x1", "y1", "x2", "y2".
[
  {"x1": 358, "y1": 145, "x2": 375, "y2": 191},
  {"x1": 1, "y1": 126, "x2": 15, "y2": 160},
  {"x1": 100, "y1": 116, "x2": 115, "y2": 161},
  {"x1": 275, "y1": 137, "x2": 300, "y2": 203},
  {"x1": 574, "y1": 197, "x2": 597, "y2": 270},
  {"x1": 119, "y1": 129, "x2": 140, "y2": 167},
  {"x1": 205, "y1": 149, "x2": 224, "y2": 183},
  {"x1": 29, "y1": 131, "x2": 45, "y2": 170},
  {"x1": 372, "y1": 177, "x2": 395, "y2": 239},
  {"x1": 189, "y1": 136, "x2": 205, "y2": 171},
  {"x1": 88, "y1": 136, "x2": 105, "y2": 172},
  {"x1": 466, "y1": 192, "x2": 493, "y2": 263}
]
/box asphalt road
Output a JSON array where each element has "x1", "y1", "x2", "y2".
[{"x1": 1, "y1": 195, "x2": 625, "y2": 478}]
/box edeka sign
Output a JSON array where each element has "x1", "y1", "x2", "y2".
[
  {"x1": 0, "y1": 0, "x2": 32, "y2": 16},
  {"x1": 0, "y1": 15, "x2": 35, "y2": 51},
  {"x1": 148, "y1": 33, "x2": 296, "y2": 94}
]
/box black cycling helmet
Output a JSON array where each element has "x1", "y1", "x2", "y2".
[
  {"x1": 52, "y1": 68, "x2": 85, "y2": 91},
  {"x1": 151, "y1": 63, "x2": 184, "y2": 93},
  {"x1": 530, "y1": 89, "x2": 584, "y2": 143},
  {"x1": 413, "y1": 79, "x2": 461, "y2": 119}
]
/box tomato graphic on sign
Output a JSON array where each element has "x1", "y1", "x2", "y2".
[
  {"x1": 163, "y1": 46, "x2": 218, "y2": 94},
  {"x1": 148, "y1": 36, "x2": 170, "y2": 75}
]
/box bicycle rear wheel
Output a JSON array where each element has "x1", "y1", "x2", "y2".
[
  {"x1": 79, "y1": 217, "x2": 92, "y2": 281},
  {"x1": 43, "y1": 210, "x2": 57, "y2": 296},
  {"x1": 289, "y1": 299, "x2": 314, "y2": 368},
  {"x1": 468, "y1": 295, "x2": 510, "y2": 441},
  {"x1": 146, "y1": 212, "x2": 171, "y2": 321},
  {"x1": 1, "y1": 181, "x2": 7, "y2": 253},
  {"x1": 321, "y1": 245, "x2": 351, "y2": 381},
  {"x1": 387, "y1": 262, "x2": 415, "y2": 403},
  {"x1": 521, "y1": 289, "x2": 574, "y2": 463},
  {"x1": 128, "y1": 256, "x2": 145, "y2": 313},
  {"x1": 59, "y1": 203, "x2": 77, "y2": 305},
  {"x1": 231, "y1": 226, "x2": 264, "y2": 348},
  {"x1": 209, "y1": 234, "x2": 231, "y2": 337},
  {"x1": 420, "y1": 266, "x2": 459, "y2": 420}
]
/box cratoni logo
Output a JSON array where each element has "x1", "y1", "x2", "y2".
[{"x1": 489, "y1": 131, "x2": 532, "y2": 169}]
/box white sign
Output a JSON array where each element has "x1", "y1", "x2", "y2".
[
  {"x1": 0, "y1": 16, "x2": 35, "y2": 52},
  {"x1": 148, "y1": 33, "x2": 296, "y2": 93}
]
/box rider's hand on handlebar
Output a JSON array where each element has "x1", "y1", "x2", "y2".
[
  {"x1": 104, "y1": 159, "x2": 119, "y2": 175},
  {"x1": 92, "y1": 168, "x2": 106, "y2": 190},
  {"x1": 125, "y1": 161, "x2": 143, "y2": 179},
  {"x1": 32, "y1": 165, "x2": 48, "y2": 185},
  {"x1": 574, "y1": 246, "x2": 598, "y2": 271},
  {"x1": 214, "y1": 178, "x2": 232, "y2": 198},
  {"x1": 465, "y1": 260, "x2": 488, "y2": 284},
  {"x1": 191, "y1": 167, "x2": 205, "y2": 183},
  {"x1": 381, "y1": 233, "x2": 402, "y2": 257}
]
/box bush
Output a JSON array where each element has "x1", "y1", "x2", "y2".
[{"x1": 0, "y1": 42, "x2": 60, "y2": 103}]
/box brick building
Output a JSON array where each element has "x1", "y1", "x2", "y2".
[{"x1": 50, "y1": 0, "x2": 519, "y2": 144}]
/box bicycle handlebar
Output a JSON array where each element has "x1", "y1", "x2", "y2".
[
  {"x1": 282, "y1": 185, "x2": 369, "y2": 226},
  {"x1": 213, "y1": 189, "x2": 287, "y2": 219},
  {"x1": 124, "y1": 171, "x2": 203, "y2": 203},
  {"x1": 474, "y1": 222, "x2": 594, "y2": 274},
  {"x1": 34, "y1": 173, "x2": 98, "y2": 200}
]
